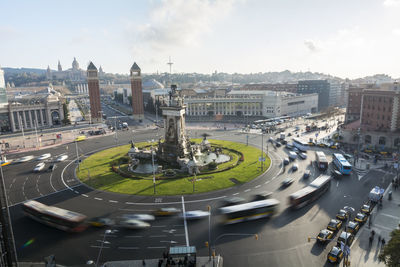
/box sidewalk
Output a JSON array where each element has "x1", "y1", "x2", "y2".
[
  {"x1": 104, "y1": 256, "x2": 223, "y2": 267},
  {"x1": 350, "y1": 183, "x2": 400, "y2": 267}
]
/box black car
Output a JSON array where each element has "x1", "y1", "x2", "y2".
[
  {"x1": 275, "y1": 141, "x2": 281, "y2": 147},
  {"x1": 251, "y1": 192, "x2": 273, "y2": 201},
  {"x1": 220, "y1": 197, "x2": 245, "y2": 207},
  {"x1": 280, "y1": 139, "x2": 287, "y2": 145}
]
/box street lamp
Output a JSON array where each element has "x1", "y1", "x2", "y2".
[
  {"x1": 95, "y1": 229, "x2": 112, "y2": 267},
  {"x1": 150, "y1": 140, "x2": 156, "y2": 194}
]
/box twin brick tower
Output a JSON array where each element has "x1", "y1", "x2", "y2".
[{"x1": 87, "y1": 62, "x2": 144, "y2": 122}]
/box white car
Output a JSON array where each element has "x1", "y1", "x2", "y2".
[
  {"x1": 33, "y1": 162, "x2": 45, "y2": 172},
  {"x1": 56, "y1": 155, "x2": 69, "y2": 162},
  {"x1": 16, "y1": 155, "x2": 34, "y2": 163},
  {"x1": 121, "y1": 214, "x2": 155, "y2": 221},
  {"x1": 292, "y1": 163, "x2": 298, "y2": 171},
  {"x1": 180, "y1": 210, "x2": 210, "y2": 220},
  {"x1": 36, "y1": 153, "x2": 51, "y2": 161},
  {"x1": 119, "y1": 219, "x2": 151, "y2": 229}
]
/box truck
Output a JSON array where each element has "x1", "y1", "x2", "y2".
[{"x1": 369, "y1": 186, "x2": 384, "y2": 203}]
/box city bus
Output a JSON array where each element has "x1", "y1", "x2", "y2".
[
  {"x1": 315, "y1": 151, "x2": 329, "y2": 171},
  {"x1": 292, "y1": 138, "x2": 308, "y2": 152},
  {"x1": 22, "y1": 200, "x2": 88, "y2": 232},
  {"x1": 219, "y1": 199, "x2": 280, "y2": 224},
  {"x1": 332, "y1": 153, "x2": 352, "y2": 175},
  {"x1": 288, "y1": 175, "x2": 331, "y2": 209}
]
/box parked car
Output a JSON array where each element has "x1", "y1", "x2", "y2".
[
  {"x1": 298, "y1": 152, "x2": 307, "y2": 159},
  {"x1": 303, "y1": 170, "x2": 311, "y2": 179},
  {"x1": 283, "y1": 158, "x2": 290, "y2": 165},
  {"x1": 292, "y1": 163, "x2": 298, "y2": 171}
]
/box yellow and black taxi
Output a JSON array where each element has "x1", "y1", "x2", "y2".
[
  {"x1": 346, "y1": 221, "x2": 360, "y2": 234},
  {"x1": 327, "y1": 219, "x2": 342, "y2": 232},
  {"x1": 317, "y1": 229, "x2": 334, "y2": 243},
  {"x1": 153, "y1": 207, "x2": 181, "y2": 216},
  {"x1": 329, "y1": 143, "x2": 339, "y2": 149},
  {"x1": 361, "y1": 203, "x2": 373, "y2": 214},
  {"x1": 308, "y1": 141, "x2": 316, "y2": 146},
  {"x1": 336, "y1": 209, "x2": 349, "y2": 221},
  {"x1": 327, "y1": 246, "x2": 344, "y2": 263},
  {"x1": 354, "y1": 212, "x2": 368, "y2": 224},
  {"x1": 317, "y1": 142, "x2": 327, "y2": 148},
  {"x1": 337, "y1": 231, "x2": 354, "y2": 246},
  {"x1": 89, "y1": 217, "x2": 115, "y2": 227}
]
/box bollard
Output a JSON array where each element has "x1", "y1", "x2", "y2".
[{"x1": 388, "y1": 191, "x2": 392, "y2": 201}]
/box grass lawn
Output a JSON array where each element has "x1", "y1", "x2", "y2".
[{"x1": 76, "y1": 139, "x2": 270, "y2": 195}]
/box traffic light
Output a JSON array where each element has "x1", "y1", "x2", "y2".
[{"x1": 205, "y1": 241, "x2": 209, "y2": 248}]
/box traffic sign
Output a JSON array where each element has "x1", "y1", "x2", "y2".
[{"x1": 259, "y1": 157, "x2": 266, "y2": 162}]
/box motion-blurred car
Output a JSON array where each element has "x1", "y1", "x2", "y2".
[
  {"x1": 119, "y1": 219, "x2": 150, "y2": 229},
  {"x1": 336, "y1": 209, "x2": 349, "y2": 221},
  {"x1": 89, "y1": 217, "x2": 115, "y2": 227},
  {"x1": 220, "y1": 197, "x2": 245, "y2": 207},
  {"x1": 327, "y1": 246, "x2": 343, "y2": 263},
  {"x1": 251, "y1": 192, "x2": 273, "y2": 201},
  {"x1": 317, "y1": 229, "x2": 333, "y2": 243},
  {"x1": 180, "y1": 210, "x2": 210, "y2": 220},
  {"x1": 329, "y1": 143, "x2": 339, "y2": 149},
  {"x1": 75, "y1": 135, "x2": 87, "y2": 142},
  {"x1": 298, "y1": 152, "x2": 307, "y2": 159},
  {"x1": 121, "y1": 214, "x2": 155, "y2": 221},
  {"x1": 281, "y1": 177, "x2": 294, "y2": 188},
  {"x1": 337, "y1": 231, "x2": 354, "y2": 246},
  {"x1": 283, "y1": 158, "x2": 290, "y2": 165},
  {"x1": 361, "y1": 204, "x2": 373, "y2": 214},
  {"x1": 354, "y1": 212, "x2": 368, "y2": 224},
  {"x1": 303, "y1": 170, "x2": 311, "y2": 179},
  {"x1": 274, "y1": 141, "x2": 281, "y2": 147},
  {"x1": 36, "y1": 153, "x2": 51, "y2": 161},
  {"x1": 327, "y1": 219, "x2": 342, "y2": 231},
  {"x1": 154, "y1": 207, "x2": 181, "y2": 216},
  {"x1": 285, "y1": 143, "x2": 293, "y2": 150},
  {"x1": 33, "y1": 162, "x2": 45, "y2": 172},
  {"x1": 331, "y1": 169, "x2": 343, "y2": 178},
  {"x1": 56, "y1": 155, "x2": 69, "y2": 162},
  {"x1": 16, "y1": 155, "x2": 34, "y2": 163},
  {"x1": 292, "y1": 147, "x2": 299, "y2": 153},
  {"x1": 0, "y1": 158, "x2": 12, "y2": 166},
  {"x1": 346, "y1": 221, "x2": 360, "y2": 234}
]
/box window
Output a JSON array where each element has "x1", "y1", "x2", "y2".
[
  {"x1": 378, "y1": 136, "x2": 386, "y2": 145},
  {"x1": 364, "y1": 135, "x2": 372, "y2": 144}
]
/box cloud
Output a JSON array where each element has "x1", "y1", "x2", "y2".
[
  {"x1": 383, "y1": 0, "x2": 400, "y2": 6},
  {"x1": 133, "y1": 0, "x2": 241, "y2": 51},
  {"x1": 393, "y1": 28, "x2": 400, "y2": 35},
  {"x1": 304, "y1": 39, "x2": 319, "y2": 52}
]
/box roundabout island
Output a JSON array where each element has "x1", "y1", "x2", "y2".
[{"x1": 76, "y1": 139, "x2": 269, "y2": 195}]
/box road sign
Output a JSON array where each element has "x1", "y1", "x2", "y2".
[{"x1": 259, "y1": 157, "x2": 266, "y2": 162}]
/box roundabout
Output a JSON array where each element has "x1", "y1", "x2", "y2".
[{"x1": 76, "y1": 139, "x2": 269, "y2": 195}]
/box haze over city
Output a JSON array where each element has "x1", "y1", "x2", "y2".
[{"x1": 1, "y1": 0, "x2": 400, "y2": 78}]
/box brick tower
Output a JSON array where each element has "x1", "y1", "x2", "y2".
[
  {"x1": 130, "y1": 62, "x2": 144, "y2": 122},
  {"x1": 87, "y1": 62, "x2": 102, "y2": 123}
]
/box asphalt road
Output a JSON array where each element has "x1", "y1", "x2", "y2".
[{"x1": 3, "y1": 117, "x2": 392, "y2": 266}]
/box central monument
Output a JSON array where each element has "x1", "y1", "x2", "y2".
[{"x1": 157, "y1": 85, "x2": 190, "y2": 164}]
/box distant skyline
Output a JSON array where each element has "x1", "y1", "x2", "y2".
[{"x1": 1, "y1": 0, "x2": 400, "y2": 79}]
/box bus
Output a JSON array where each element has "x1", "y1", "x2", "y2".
[
  {"x1": 219, "y1": 199, "x2": 280, "y2": 224},
  {"x1": 292, "y1": 138, "x2": 308, "y2": 152},
  {"x1": 288, "y1": 175, "x2": 331, "y2": 209},
  {"x1": 315, "y1": 151, "x2": 329, "y2": 171},
  {"x1": 22, "y1": 200, "x2": 88, "y2": 232},
  {"x1": 332, "y1": 153, "x2": 352, "y2": 175}
]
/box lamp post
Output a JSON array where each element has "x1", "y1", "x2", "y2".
[
  {"x1": 95, "y1": 229, "x2": 112, "y2": 267},
  {"x1": 150, "y1": 140, "x2": 156, "y2": 194}
]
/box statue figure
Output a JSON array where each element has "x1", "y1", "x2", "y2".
[{"x1": 130, "y1": 140, "x2": 135, "y2": 148}]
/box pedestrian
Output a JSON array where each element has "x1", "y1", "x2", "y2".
[
  {"x1": 369, "y1": 235, "x2": 373, "y2": 247},
  {"x1": 158, "y1": 259, "x2": 163, "y2": 267},
  {"x1": 142, "y1": 259, "x2": 146, "y2": 266},
  {"x1": 381, "y1": 238, "x2": 386, "y2": 248},
  {"x1": 378, "y1": 235, "x2": 381, "y2": 244}
]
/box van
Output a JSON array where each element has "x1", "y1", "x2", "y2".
[{"x1": 289, "y1": 151, "x2": 297, "y2": 160}]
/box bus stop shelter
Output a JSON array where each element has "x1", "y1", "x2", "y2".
[{"x1": 169, "y1": 246, "x2": 196, "y2": 266}]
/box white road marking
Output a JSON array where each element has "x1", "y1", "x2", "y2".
[
  {"x1": 152, "y1": 225, "x2": 166, "y2": 228},
  {"x1": 181, "y1": 196, "x2": 190, "y2": 247},
  {"x1": 74, "y1": 190, "x2": 79, "y2": 194},
  {"x1": 22, "y1": 177, "x2": 29, "y2": 200},
  {"x1": 254, "y1": 185, "x2": 261, "y2": 189},
  {"x1": 173, "y1": 234, "x2": 185, "y2": 236},
  {"x1": 109, "y1": 200, "x2": 118, "y2": 203},
  {"x1": 36, "y1": 175, "x2": 43, "y2": 196},
  {"x1": 244, "y1": 189, "x2": 251, "y2": 193},
  {"x1": 90, "y1": 246, "x2": 110, "y2": 249},
  {"x1": 125, "y1": 202, "x2": 135, "y2": 205},
  {"x1": 94, "y1": 197, "x2": 103, "y2": 201},
  {"x1": 118, "y1": 247, "x2": 139, "y2": 250},
  {"x1": 125, "y1": 236, "x2": 143, "y2": 238},
  {"x1": 336, "y1": 181, "x2": 339, "y2": 187},
  {"x1": 147, "y1": 246, "x2": 166, "y2": 249},
  {"x1": 49, "y1": 169, "x2": 57, "y2": 192},
  {"x1": 150, "y1": 235, "x2": 166, "y2": 238},
  {"x1": 380, "y1": 213, "x2": 400, "y2": 220},
  {"x1": 82, "y1": 194, "x2": 88, "y2": 197},
  {"x1": 264, "y1": 181, "x2": 270, "y2": 184},
  {"x1": 173, "y1": 225, "x2": 184, "y2": 227},
  {"x1": 232, "y1": 193, "x2": 239, "y2": 196}
]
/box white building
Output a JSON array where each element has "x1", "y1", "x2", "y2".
[{"x1": 184, "y1": 90, "x2": 318, "y2": 118}]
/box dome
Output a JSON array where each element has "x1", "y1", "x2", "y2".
[{"x1": 142, "y1": 79, "x2": 164, "y2": 90}]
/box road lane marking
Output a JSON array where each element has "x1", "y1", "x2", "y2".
[
  {"x1": 90, "y1": 246, "x2": 110, "y2": 249},
  {"x1": 82, "y1": 194, "x2": 88, "y2": 197},
  {"x1": 109, "y1": 200, "x2": 118, "y2": 203},
  {"x1": 380, "y1": 213, "x2": 400, "y2": 220},
  {"x1": 74, "y1": 190, "x2": 79, "y2": 194},
  {"x1": 254, "y1": 185, "x2": 261, "y2": 188},
  {"x1": 173, "y1": 225, "x2": 184, "y2": 227},
  {"x1": 264, "y1": 181, "x2": 270, "y2": 184},
  {"x1": 150, "y1": 235, "x2": 166, "y2": 238},
  {"x1": 181, "y1": 196, "x2": 190, "y2": 247},
  {"x1": 125, "y1": 236, "x2": 143, "y2": 238},
  {"x1": 232, "y1": 193, "x2": 239, "y2": 196},
  {"x1": 244, "y1": 189, "x2": 251, "y2": 193},
  {"x1": 173, "y1": 234, "x2": 185, "y2": 236},
  {"x1": 94, "y1": 197, "x2": 103, "y2": 201},
  {"x1": 152, "y1": 225, "x2": 166, "y2": 228},
  {"x1": 118, "y1": 247, "x2": 139, "y2": 250}
]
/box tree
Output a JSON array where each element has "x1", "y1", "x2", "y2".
[
  {"x1": 379, "y1": 229, "x2": 400, "y2": 267},
  {"x1": 62, "y1": 102, "x2": 71, "y2": 125}
]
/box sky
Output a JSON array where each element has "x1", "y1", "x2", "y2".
[{"x1": 1, "y1": 0, "x2": 400, "y2": 79}]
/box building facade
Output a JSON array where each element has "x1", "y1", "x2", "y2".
[
  {"x1": 241, "y1": 83, "x2": 298, "y2": 93},
  {"x1": 130, "y1": 62, "x2": 144, "y2": 121},
  {"x1": 345, "y1": 87, "x2": 363, "y2": 123},
  {"x1": 87, "y1": 62, "x2": 102, "y2": 123},
  {"x1": 185, "y1": 90, "x2": 318, "y2": 119},
  {"x1": 297, "y1": 80, "x2": 330, "y2": 111}
]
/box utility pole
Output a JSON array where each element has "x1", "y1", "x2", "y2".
[{"x1": 19, "y1": 115, "x2": 25, "y2": 148}]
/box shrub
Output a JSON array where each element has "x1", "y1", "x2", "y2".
[{"x1": 208, "y1": 161, "x2": 217, "y2": 170}]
